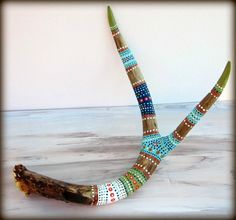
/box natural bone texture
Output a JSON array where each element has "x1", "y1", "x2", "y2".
[{"x1": 13, "y1": 6, "x2": 231, "y2": 206}]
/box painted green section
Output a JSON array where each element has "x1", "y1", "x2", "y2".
[
  {"x1": 214, "y1": 84, "x2": 223, "y2": 93},
  {"x1": 217, "y1": 61, "x2": 231, "y2": 88},
  {"x1": 107, "y1": 5, "x2": 117, "y2": 28},
  {"x1": 128, "y1": 168, "x2": 147, "y2": 184},
  {"x1": 119, "y1": 176, "x2": 134, "y2": 195}
]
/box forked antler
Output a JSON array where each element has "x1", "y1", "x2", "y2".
[{"x1": 13, "y1": 6, "x2": 231, "y2": 206}]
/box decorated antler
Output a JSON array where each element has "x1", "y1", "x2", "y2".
[
  {"x1": 13, "y1": 6, "x2": 231, "y2": 206},
  {"x1": 108, "y1": 6, "x2": 158, "y2": 137}
]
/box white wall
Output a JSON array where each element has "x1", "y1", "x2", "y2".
[{"x1": 3, "y1": 2, "x2": 234, "y2": 111}]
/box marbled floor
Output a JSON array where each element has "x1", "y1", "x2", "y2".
[{"x1": 2, "y1": 101, "x2": 234, "y2": 218}]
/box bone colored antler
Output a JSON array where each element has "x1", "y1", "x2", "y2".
[{"x1": 13, "y1": 6, "x2": 231, "y2": 206}]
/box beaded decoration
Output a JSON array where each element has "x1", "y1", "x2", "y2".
[{"x1": 13, "y1": 6, "x2": 231, "y2": 207}]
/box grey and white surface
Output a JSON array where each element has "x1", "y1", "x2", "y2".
[{"x1": 2, "y1": 101, "x2": 233, "y2": 218}]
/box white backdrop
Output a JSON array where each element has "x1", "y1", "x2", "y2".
[{"x1": 3, "y1": 2, "x2": 234, "y2": 111}]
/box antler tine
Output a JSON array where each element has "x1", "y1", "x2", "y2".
[
  {"x1": 108, "y1": 6, "x2": 159, "y2": 137},
  {"x1": 162, "y1": 61, "x2": 231, "y2": 153}
]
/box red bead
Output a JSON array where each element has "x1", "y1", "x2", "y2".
[
  {"x1": 110, "y1": 193, "x2": 114, "y2": 197},
  {"x1": 108, "y1": 187, "x2": 113, "y2": 191},
  {"x1": 111, "y1": 198, "x2": 115, "y2": 202}
]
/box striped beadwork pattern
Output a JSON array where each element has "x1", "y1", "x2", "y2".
[
  {"x1": 96, "y1": 179, "x2": 127, "y2": 205},
  {"x1": 211, "y1": 84, "x2": 223, "y2": 99},
  {"x1": 119, "y1": 48, "x2": 138, "y2": 71},
  {"x1": 172, "y1": 81, "x2": 224, "y2": 145},
  {"x1": 134, "y1": 83, "x2": 155, "y2": 116},
  {"x1": 110, "y1": 24, "x2": 158, "y2": 137},
  {"x1": 186, "y1": 107, "x2": 204, "y2": 124}
]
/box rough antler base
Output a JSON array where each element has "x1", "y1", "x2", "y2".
[{"x1": 13, "y1": 164, "x2": 94, "y2": 205}]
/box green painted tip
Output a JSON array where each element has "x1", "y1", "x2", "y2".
[
  {"x1": 217, "y1": 61, "x2": 231, "y2": 88},
  {"x1": 107, "y1": 5, "x2": 117, "y2": 28}
]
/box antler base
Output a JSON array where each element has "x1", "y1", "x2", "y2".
[{"x1": 13, "y1": 164, "x2": 94, "y2": 205}]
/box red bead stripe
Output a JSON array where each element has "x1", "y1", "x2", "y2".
[
  {"x1": 139, "y1": 152, "x2": 160, "y2": 164},
  {"x1": 173, "y1": 130, "x2": 183, "y2": 141},
  {"x1": 142, "y1": 114, "x2": 156, "y2": 119},
  {"x1": 196, "y1": 104, "x2": 207, "y2": 114},
  {"x1": 184, "y1": 118, "x2": 194, "y2": 127},
  {"x1": 118, "y1": 46, "x2": 128, "y2": 53},
  {"x1": 126, "y1": 64, "x2": 138, "y2": 72},
  {"x1": 132, "y1": 164, "x2": 150, "y2": 179},
  {"x1": 132, "y1": 80, "x2": 146, "y2": 88},
  {"x1": 211, "y1": 88, "x2": 221, "y2": 97},
  {"x1": 111, "y1": 28, "x2": 119, "y2": 35},
  {"x1": 143, "y1": 130, "x2": 159, "y2": 136}
]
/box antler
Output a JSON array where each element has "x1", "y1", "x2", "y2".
[{"x1": 13, "y1": 6, "x2": 231, "y2": 206}]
